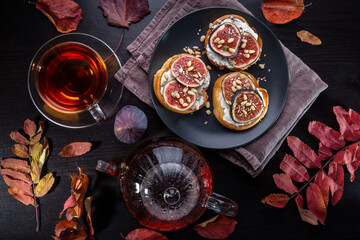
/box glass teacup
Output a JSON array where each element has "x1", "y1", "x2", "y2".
[
  {"x1": 96, "y1": 138, "x2": 238, "y2": 231},
  {"x1": 28, "y1": 33, "x2": 123, "y2": 128}
]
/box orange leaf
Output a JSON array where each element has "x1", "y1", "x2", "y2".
[
  {"x1": 12, "y1": 144, "x2": 29, "y2": 159},
  {"x1": 193, "y1": 215, "x2": 237, "y2": 239},
  {"x1": 297, "y1": 30, "x2": 322, "y2": 45},
  {"x1": 2, "y1": 175, "x2": 33, "y2": 197},
  {"x1": 35, "y1": 0, "x2": 82, "y2": 33},
  {"x1": 54, "y1": 220, "x2": 77, "y2": 237},
  {"x1": 262, "y1": 193, "x2": 289, "y2": 208},
  {"x1": 8, "y1": 188, "x2": 35, "y2": 206},
  {"x1": 59, "y1": 142, "x2": 92, "y2": 157},
  {"x1": 261, "y1": 0, "x2": 305, "y2": 24},
  {"x1": 273, "y1": 173, "x2": 298, "y2": 194},
  {"x1": 306, "y1": 183, "x2": 327, "y2": 225}
]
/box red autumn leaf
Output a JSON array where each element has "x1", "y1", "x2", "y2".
[
  {"x1": 349, "y1": 108, "x2": 360, "y2": 128},
  {"x1": 2, "y1": 175, "x2": 33, "y2": 197},
  {"x1": 306, "y1": 183, "x2": 327, "y2": 225},
  {"x1": 328, "y1": 162, "x2": 344, "y2": 206},
  {"x1": 54, "y1": 220, "x2": 77, "y2": 237},
  {"x1": 273, "y1": 173, "x2": 298, "y2": 195},
  {"x1": 296, "y1": 30, "x2": 322, "y2": 45},
  {"x1": 35, "y1": 0, "x2": 83, "y2": 33},
  {"x1": 262, "y1": 193, "x2": 289, "y2": 208},
  {"x1": 193, "y1": 215, "x2": 237, "y2": 239},
  {"x1": 30, "y1": 132, "x2": 42, "y2": 145},
  {"x1": 10, "y1": 131, "x2": 29, "y2": 145},
  {"x1": 52, "y1": 227, "x2": 88, "y2": 240},
  {"x1": 12, "y1": 144, "x2": 29, "y2": 159},
  {"x1": 59, "y1": 142, "x2": 92, "y2": 157},
  {"x1": 333, "y1": 106, "x2": 360, "y2": 141},
  {"x1": 1, "y1": 158, "x2": 31, "y2": 173},
  {"x1": 346, "y1": 143, "x2": 360, "y2": 182},
  {"x1": 280, "y1": 154, "x2": 309, "y2": 182},
  {"x1": 335, "y1": 144, "x2": 360, "y2": 182},
  {"x1": 308, "y1": 121, "x2": 345, "y2": 150},
  {"x1": 0, "y1": 168, "x2": 32, "y2": 184},
  {"x1": 23, "y1": 119, "x2": 37, "y2": 137},
  {"x1": 125, "y1": 228, "x2": 168, "y2": 240},
  {"x1": 318, "y1": 142, "x2": 333, "y2": 161},
  {"x1": 260, "y1": 0, "x2": 305, "y2": 24},
  {"x1": 59, "y1": 194, "x2": 77, "y2": 218},
  {"x1": 314, "y1": 171, "x2": 329, "y2": 208},
  {"x1": 295, "y1": 194, "x2": 319, "y2": 225},
  {"x1": 287, "y1": 136, "x2": 321, "y2": 168},
  {"x1": 8, "y1": 188, "x2": 35, "y2": 206},
  {"x1": 99, "y1": 0, "x2": 151, "y2": 28}
]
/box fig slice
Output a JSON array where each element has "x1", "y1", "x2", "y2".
[
  {"x1": 171, "y1": 55, "x2": 207, "y2": 87},
  {"x1": 231, "y1": 89, "x2": 264, "y2": 124},
  {"x1": 209, "y1": 23, "x2": 241, "y2": 58},
  {"x1": 163, "y1": 80, "x2": 196, "y2": 111},
  {"x1": 221, "y1": 72, "x2": 257, "y2": 105},
  {"x1": 114, "y1": 105, "x2": 148, "y2": 144},
  {"x1": 228, "y1": 31, "x2": 261, "y2": 69}
]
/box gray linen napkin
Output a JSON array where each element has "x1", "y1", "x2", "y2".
[{"x1": 115, "y1": 0, "x2": 328, "y2": 177}]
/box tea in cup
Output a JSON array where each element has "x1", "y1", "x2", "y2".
[{"x1": 28, "y1": 33, "x2": 123, "y2": 128}]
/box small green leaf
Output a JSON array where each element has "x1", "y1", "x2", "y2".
[{"x1": 222, "y1": 46, "x2": 229, "y2": 50}]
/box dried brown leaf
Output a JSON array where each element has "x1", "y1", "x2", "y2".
[
  {"x1": 193, "y1": 215, "x2": 237, "y2": 239},
  {"x1": 99, "y1": 0, "x2": 151, "y2": 28},
  {"x1": 35, "y1": 0, "x2": 83, "y2": 33},
  {"x1": 59, "y1": 142, "x2": 92, "y2": 157},
  {"x1": 0, "y1": 168, "x2": 32, "y2": 183},
  {"x1": 10, "y1": 131, "x2": 29, "y2": 145},
  {"x1": 54, "y1": 220, "x2": 77, "y2": 237},
  {"x1": 295, "y1": 195, "x2": 319, "y2": 225},
  {"x1": 24, "y1": 119, "x2": 37, "y2": 137},
  {"x1": 297, "y1": 30, "x2": 322, "y2": 45},
  {"x1": 85, "y1": 196, "x2": 94, "y2": 235},
  {"x1": 262, "y1": 193, "x2": 289, "y2": 208},
  {"x1": 1, "y1": 158, "x2": 31, "y2": 173}
]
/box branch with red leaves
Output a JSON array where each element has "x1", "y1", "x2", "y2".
[{"x1": 262, "y1": 106, "x2": 360, "y2": 225}]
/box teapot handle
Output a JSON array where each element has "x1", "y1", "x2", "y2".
[
  {"x1": 96, "y1": 160, "x2": 126, "y2": 179},
  {"x1": 206, "y1": 192, "x2": 238, "y2": 217}
]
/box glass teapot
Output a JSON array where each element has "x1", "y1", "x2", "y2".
[{"x1": 96, "y1": 138, "x2": 238, "y2": 231}]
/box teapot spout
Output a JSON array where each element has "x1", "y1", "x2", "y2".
[{"x1": 96, "y1": 160, "x2": 126, "y2": 179}]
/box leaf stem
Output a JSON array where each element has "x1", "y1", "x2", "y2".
[
  {"x1": 104, "y1": 27, "x2": 124, "y2": 62},
  {"x1": 290, "y1": 140, "x2": 360, "y2": 200},
  {"x1": 33, "y1": 183, "x2": 40, "y2": 232}
]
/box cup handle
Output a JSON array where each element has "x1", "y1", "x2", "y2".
[
  {"x1": 89, "y1": 103, "x2": 106, "y2": 122},
  {"x1": 205, "y1": 192, "x2": 238, "y2": 217}
]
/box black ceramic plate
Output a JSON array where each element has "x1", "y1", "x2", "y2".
[{"x1": 148, "y1": 7, "x2": 289, "y2": 149}]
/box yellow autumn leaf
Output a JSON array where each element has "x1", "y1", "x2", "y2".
[
  {"x1": 34, "y1": 172, "x2": 55, "y2": 197},
  {"x1": 85, "y1": 196, "x2": 94, "y2": 235},
  {"x1": 296, "y1": 30, "x2": 322, "y2": 45}
]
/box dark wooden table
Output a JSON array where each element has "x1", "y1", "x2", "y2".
[{"x1": 1, "y1": 0, "x2": 360, "y2": 239}]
